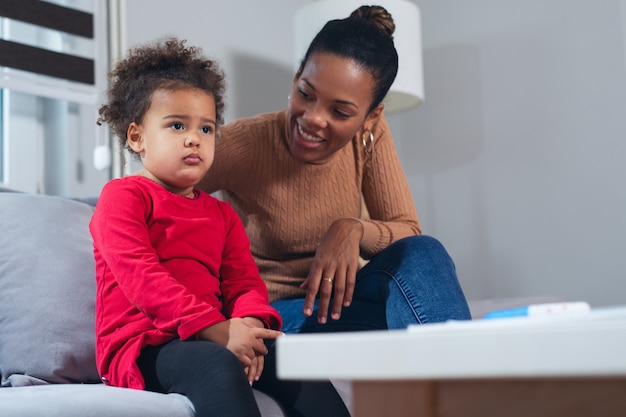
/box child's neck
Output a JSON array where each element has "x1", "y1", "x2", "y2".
[{"x1": 135, "y1": 170, "x2": 197, "y2": 199}]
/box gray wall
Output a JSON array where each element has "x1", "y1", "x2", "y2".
[
  {"x1": 121, "y1": 0, "x2": 626, "y2": 307},
  {"x1": 401, "y1": 0, "x2": 626, "y2": 306}
]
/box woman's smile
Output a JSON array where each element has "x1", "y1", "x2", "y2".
[{"x1": 297, "y1": 123, "x2": 325, "y2": 145}]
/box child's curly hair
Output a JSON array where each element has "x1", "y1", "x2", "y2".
[{"x1": 98, "y1": 37, "x2": 226, "y2": 157}]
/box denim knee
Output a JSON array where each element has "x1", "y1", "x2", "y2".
[
  {"x1": 362, "y1": 234, "x2": 470, "y2": 325},
  {"x1": 377, "y1": 235, "x2": 456, "y2": 275},
  {"x1": 395, "y1": 235, "x2": 451, "y2": 260}
]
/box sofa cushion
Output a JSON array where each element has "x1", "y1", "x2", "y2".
[
  {"x1": 0, "y1": 384, "x2": 195, "y2": 417},
  {"x1": 0, "y1": 193, "x2": 100, "y2": 385}
]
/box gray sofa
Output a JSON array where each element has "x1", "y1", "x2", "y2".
[
  {"x1": 0, "y1": 190, "x2": 355, "y2": 416},
  {"x1": 0, "y1": 188, "x2": 560, "y2": 416}
]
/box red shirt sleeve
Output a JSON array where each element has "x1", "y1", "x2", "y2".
[{"x1": 218, "y1": 201, "x2": 282, "y2": 330}]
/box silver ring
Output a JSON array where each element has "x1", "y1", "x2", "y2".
[{"x1": 322, "y1": 277, "x2": 334, "y2": 284}]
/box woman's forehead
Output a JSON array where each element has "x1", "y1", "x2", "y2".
[{"x1": 299, "y1": 52, "x2": 375, "y2": 106}]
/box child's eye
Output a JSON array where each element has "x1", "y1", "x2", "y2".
[
  {"x1": 170, "y1": 122, "x2": 184, "y2": 130},
  {"x1": 201, "y1": 125, "x2": 214, "y2": 134}
]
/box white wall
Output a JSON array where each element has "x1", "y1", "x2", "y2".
[
  {"x1": 121, "y1": 0, "x2": 626, "y2": 307},
  {"x1": 401, "y1": 0, "x2": 626, "y2": 306},
  {"x1": 120, "y1": 0, "x2": 305, "y2": 122}
]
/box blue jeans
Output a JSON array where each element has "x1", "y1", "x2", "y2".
[{"x1": 272, "y1": 235, "x2": 471, "y2": 334}]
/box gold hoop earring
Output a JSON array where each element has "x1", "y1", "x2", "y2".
[{"x1": 362, "y1": 129, "x2": 374, "y2": 157}]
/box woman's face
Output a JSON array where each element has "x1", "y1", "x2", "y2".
[{"x1": 287, "y1": 52, "x2": 381, "y2": 164}]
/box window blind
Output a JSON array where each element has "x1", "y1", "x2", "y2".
[{"x1": 0, "y1": 0, "x2": 94, "y2": 85}]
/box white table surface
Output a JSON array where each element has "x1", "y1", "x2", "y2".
[{"x1": 276, "y1": 306, "x2": 626, "y2": 381}]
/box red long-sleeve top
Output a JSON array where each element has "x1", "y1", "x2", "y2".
[{"x1": 89, "y1": 176, "x2": 282, "y2": 389}]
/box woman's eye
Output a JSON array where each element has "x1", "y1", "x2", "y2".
[
  {"x1": 298, "y1": 88, "x2": 312, "y2": 100},
  {"x1": 171, "y1": 122, "x2": 184, "y2": 130},
  {"x1": 333, "y1": 109, "x2": 351, "y2": 119}
]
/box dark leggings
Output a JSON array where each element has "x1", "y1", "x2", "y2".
[{"x1": 137, "y1": 339, "x2": 350, "y2": 417}]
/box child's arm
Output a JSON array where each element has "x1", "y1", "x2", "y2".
[
  {"x1": 206, "y1": 201, "x2": 283, "y2": 383},
  {"x1": 216, "y1": 201, "x2": 282, "y2": 330}
]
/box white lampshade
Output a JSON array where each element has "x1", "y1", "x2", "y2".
[{"x1": 294, "y1": 0, "x2": 424, "y2": 114}]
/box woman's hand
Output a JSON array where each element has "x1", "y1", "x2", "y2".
[
  {"x1": 301, "y1": 218, "x2": 363, "y2": 324},
  {"x1": 198, "y1": 317, "x2": 282, "y2": 384}
]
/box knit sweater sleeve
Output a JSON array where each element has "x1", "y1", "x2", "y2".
[{"x1": 359, "y1": 113, "x2": 422, "y2": 258}]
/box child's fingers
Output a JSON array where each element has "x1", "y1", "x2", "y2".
[
  {"x1": 247, "y1": 357, "x2": 258, "y2": 385},
  {"x1": 254, "y1": 355, "x2": 265, "y2": 383},
  {"x1": 254, "y1": 328, "x2": 284, "y2": 340},
  {"x1": 237, "y1": 353, "x2": 252, "y2": 368},
  {"x1": 248, "y1": 342, "x2": 265, "y2": 360}
]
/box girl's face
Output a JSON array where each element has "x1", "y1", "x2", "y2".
[
  {"x1": 287, "y1": 52, "x2": 382, "y2": 164},
  {"x1": 127, "y1": 88, "x2": 217, "y2": 197}
]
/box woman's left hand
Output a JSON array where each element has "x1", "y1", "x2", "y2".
[{"x1": 301, "y1": 218, "x2": 363, "y2": 324}]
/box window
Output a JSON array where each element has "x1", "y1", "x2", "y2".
[{"x1": 0, "y1": 0, "x2": 110, "y2": 197}]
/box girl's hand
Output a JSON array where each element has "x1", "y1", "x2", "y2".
[
  {"x1": 241, "y1": 317, "x2": 268, "y2": 384},
  {"x1": 301, "y1": 218, "x2": 363, "y2": 324},
  {"x1": 244, "y1": 355, "x2": 264, "y2": 386},
  {"x1": 198, "y1": 318, "x2": 282, "y2": 377}
]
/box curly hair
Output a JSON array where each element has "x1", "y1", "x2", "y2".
[
  {"x1": 299, "y1": 5, "x2": 398, "y2": 113},
  {"x1": 98, "y1": 37, "x2": 226, "y2": 157}
]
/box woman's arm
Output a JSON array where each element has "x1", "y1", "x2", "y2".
[
  {"x1": 303, "y1": 114, "x2": 421, "y2": 323},
  {"x1": 359, "y1": 113, "x2": 421, "y2": 258}
]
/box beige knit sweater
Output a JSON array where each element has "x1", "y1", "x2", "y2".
[{"x1": 198, "y1": 110, "x2": 420, "y2": 302}]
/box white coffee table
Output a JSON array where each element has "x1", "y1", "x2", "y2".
[{"x1": 277, "y1": 307, "x2": 626, "y2": 417}]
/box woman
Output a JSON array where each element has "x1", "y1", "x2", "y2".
[{"x1": 199, "y1": 5, "x2": 471, "y2": 333}]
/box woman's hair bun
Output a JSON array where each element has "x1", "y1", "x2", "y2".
[{"x1": 350, "y1": 5, "x2": 395, "y2": 38}]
